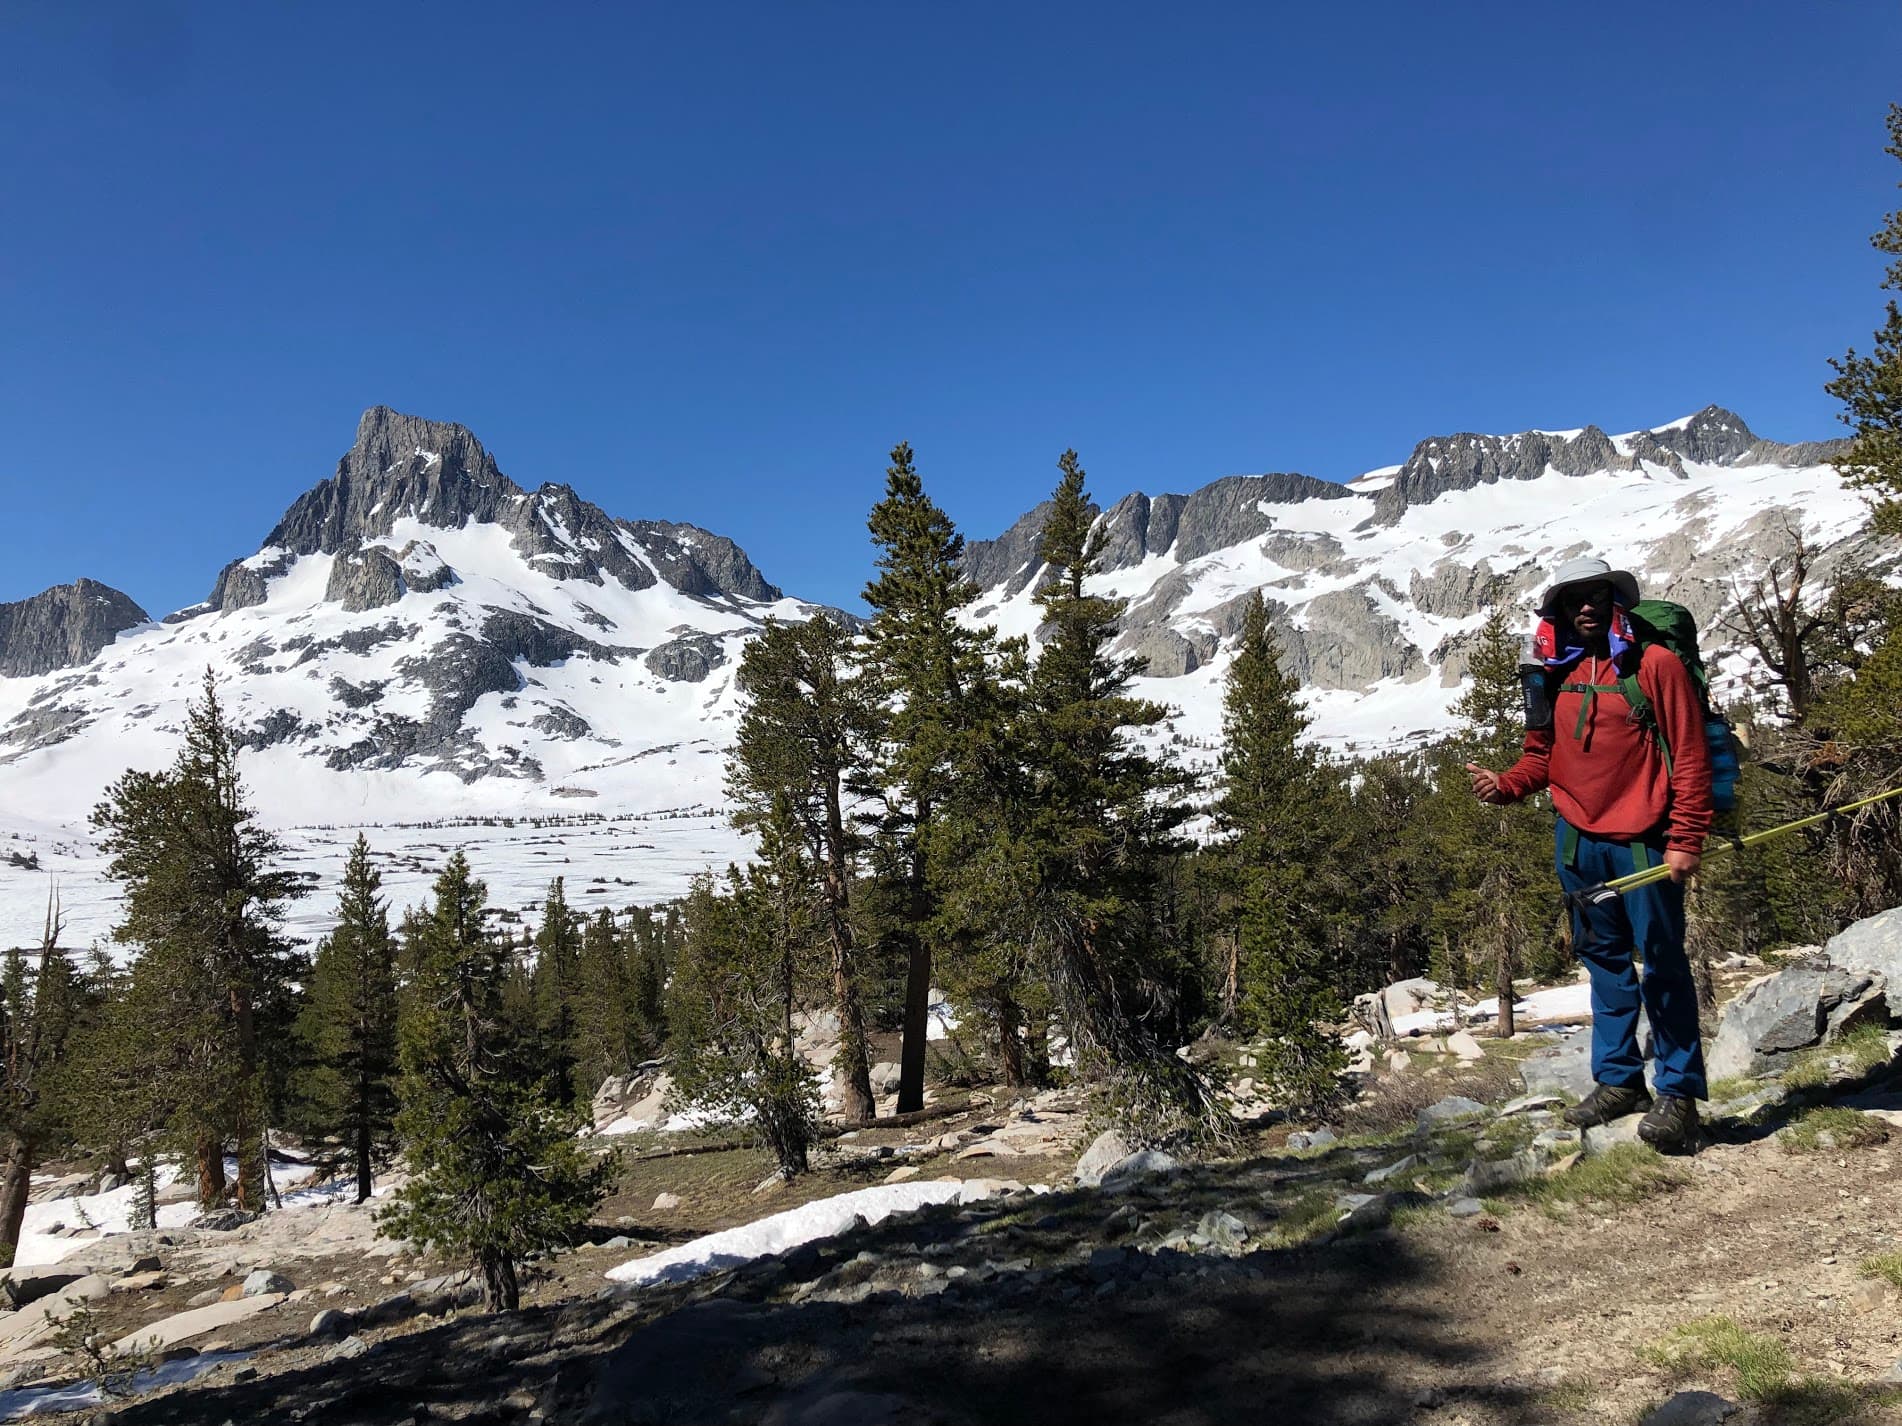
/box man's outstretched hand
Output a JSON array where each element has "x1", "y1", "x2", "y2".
[
  {"x1": 1466, "y1": 763, "x2": 1509, "y2": 805},
  {"x1": 1664, "y1": 849, "x2": 1701, "y2": 882}
]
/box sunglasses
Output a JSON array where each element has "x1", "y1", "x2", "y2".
[{"x1": 1557, "y1": 582, "x2": 1616, "y2": 610}]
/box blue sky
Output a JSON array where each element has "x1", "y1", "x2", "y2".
[{"x1": 3, "y1": 2, "x2": 1900, "y2": 617}]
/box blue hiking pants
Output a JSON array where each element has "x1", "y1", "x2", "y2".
[{"x1": 1555, "y1": 817, "x2": 1707, "y2": 1101}]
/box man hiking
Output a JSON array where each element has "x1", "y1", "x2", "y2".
[{"x1": 1466, "y1": 556, "x2": 1713, "y2": 1151}]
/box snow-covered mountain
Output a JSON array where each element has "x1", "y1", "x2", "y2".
[
  {"x1": 0, "y1": 403, "x2": 1878, "y2": 947},
  {"x1": 964, "y1": 405, "x2": 1873, "y2": 757}
]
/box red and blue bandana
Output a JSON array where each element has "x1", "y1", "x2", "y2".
[{"x1": 1532, "y1": 604, "x2": 1635, "y2": 671}]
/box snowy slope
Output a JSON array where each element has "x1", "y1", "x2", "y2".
[{"x1": 0, "y1": 403, "x2": 1881, "y2": 950}]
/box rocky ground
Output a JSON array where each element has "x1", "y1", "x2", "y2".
[{"x1": 5, "y1": 915, "x2": 1901, "y2": 1426}]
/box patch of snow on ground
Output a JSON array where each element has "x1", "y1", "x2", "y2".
[
  {"x1": 605, "y1": 1179, "x2": 1034, "y2": 1286},
  {"x1": 0, "y1": 1353, "x2": 251, "y2": 1421}
]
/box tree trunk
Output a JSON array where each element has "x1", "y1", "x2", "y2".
[
  {"x1": 1023, "y1": 1012, "x2": 1051, "y2": 1086},
  {"x1": 355, "y1": 1088, "x2": 374, "y2": 1205},
  {"x1": 231, "y1": 984, "x2": 265, "y2": 1213},
  {"x1": 1220, "y1": 931, "x2": 1241, "y2": 1025},
  {"x1": 997, "y1": 994, "x2": 1026, "y2": 1089},
  {"x1": 896, "y1": 930, "x2": 930, "y2": 1115},
  {"x1": 0, "y1": 1136, "x2": 35, "y2": 1267},
  {"x1": 196, "y1": 1129, "x2": 227, "y2": 1209},
  {"x1": 481, "y1": 1250, "x2": 520, "y2": 1312},
  {"x1": 821, "y1": 779, "x2": 875, "y2": 1125},
  {"x1": 1494, "y1": 945, "x2": 1517, "y2": 1040}
]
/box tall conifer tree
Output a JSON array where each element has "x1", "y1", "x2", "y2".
[
  {"x1": 294, "y1": 835, "x2": 398, "y2": 1202},
  {"x1": 861, "y1": 441, "x2": 991, "y2": 1112},
  {"x1": 91, "y1": 671, "x2": 304, "y2": 1209},
  {"x1": 1016, "y1": 451, "x2": 1207, "y2": 1133},
  {"x1": 1214, "y1": 592, "x2": 1345, "y2": 1110},
  {"x1": 728, "y1": 616, "x2": 879, "y2": 1123},
  {"x1": 531, "y1": 877, "x2": 583, "y2": 1106},
  {"x1": 379, "y1": 851, "x2": 609, "y2": 1311}
]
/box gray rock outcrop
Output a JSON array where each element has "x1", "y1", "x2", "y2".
[
  {"x1": 1826, "y1": 905, "x2": 1902, "y2": 994},
  {"x1": 645, "y1": 633, "x2": 728, "y2": 683},
  {"x1": 324, "y1": 547, "x2": 406, "y2": 612},
  {"x1": 1705, "y1": 958, "x2": 1889, "y2": 1082},
  {"x1": 0, "y1": 579, "x2": 148, "y2": 677},
  {"x1": 203, "y1": 406, "x2": 783, "y2": 614}
]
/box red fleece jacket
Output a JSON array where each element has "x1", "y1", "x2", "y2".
[{"x1": 1496, "y1": 643, "x2": 1714, "y2": 853}]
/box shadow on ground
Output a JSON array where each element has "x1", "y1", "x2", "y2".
[{"x1": 102, "y1": 1155, "x2": 1542, "y2": 1426}]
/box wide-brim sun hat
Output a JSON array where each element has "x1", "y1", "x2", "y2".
[{"x1": 1537, "y1": 555, "x2": 1641, "y2": 616}]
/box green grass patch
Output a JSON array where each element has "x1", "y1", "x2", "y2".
[
  {"x1": 1536, "y1": 1376, "x2": 1598, "y2": 1412},
  {"x1": 1778, "y1": 1105, "x2": 1891, "y2": 1155},
  {"x1": 1642, "y1": 1316, "x2": 1796, "y2": 1400},
  {"x1": 1704, "y1": 1075, "x2": 1759, "y2": 1104},
  {"x1": 1858, "y1": 1251, "x2": 1902, "y2": 1291},
  {"x1": 1783, "y1": 1024, "x2": 1894, "y2": 1090},
  {"x1": 1517, "y1": 1142, "x2": 1683, "y2": 1216},
  {"x1": 1639, "y1": 1316, "x2": 1891, "y2": 1422},
  {"x1": 1266, "y1": 1189, "x2": 1341, "y2": 1247}
]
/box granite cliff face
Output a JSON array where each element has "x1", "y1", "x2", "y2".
[
  {"x1": 0, "y1": 579, "x2": 148, "y2": 677},
  {"x1": 962, "y1": 409, "x2": 1871, "y2": 730},
  {"x1": 189, "y1": 406, "x2": 779, "y2": 619}
]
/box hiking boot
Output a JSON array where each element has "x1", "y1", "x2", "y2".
[
  {"x1": 1638, "y1": 1095, "x2": 1700, "y2": 1152},
  {"x1": 1562, "y1": 1081, "x2": 1653, "y2": 1129}
]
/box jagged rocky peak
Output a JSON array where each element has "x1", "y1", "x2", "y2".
[
  {"x1": 269, "y1": 405, "x2": 519, "y2": 556},
  {"x1": 190, "y1": 406, "x2": 785, "y2": 615},
  {"x1": 963, "y1": 471, "x2": 1349, "y2": 596},
  {"x1": 1369, "y1": 406, "x2": 1851, "y2": 524},
  {"x1": 0, "y1": 578, "x2": 149, "y2": 678}
]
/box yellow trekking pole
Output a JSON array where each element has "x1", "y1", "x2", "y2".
[{"x1": 1567, "y1": 784, "x2": 1902, "y2": 909}]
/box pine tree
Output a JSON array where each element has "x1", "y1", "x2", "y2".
[
  {"x1": 572, "y1": 908, "x2": 635, "y2": 1095},
  {"x1": 1214, "y1": 592, "x2": 1345, "y2": 1113},
  {"x1": 378, "y1": 851, "x2": 611, "y2": 1311},
  {"x1": 1447, "y1": 608, "x2": 1557, "y2": 1033},
  {"x1": 668, "y1": 800, "x2": 822, "y2": 1177},
  {"x1": 531, "y1": 878, "x2": 583, "y2": 1107},
  {"x1": 1016, "y1": 450, "x2": 1208, "y2": 1135},
  {"x1": 728, "y1": 616, "x2": 879, "y2": 1124},
  {"x1": 1811, "y1": 102, "x2": 1902, "y2": 907},
  {"x1": 0, "y1": 888, "x2": 80, "y2": 1265},
  {"x1": 861, "y1": 441, "x2": 991, "y2": 1113},
  {"x1": 90, "y1": 671, "x2": 305, "y2": 1210},
  {"x1": 1827, "y1": 102, "x2": 1902, "y2": 536},
  {"x1": 293, "y1": 835, "x2": 398, "y2": 1203}
]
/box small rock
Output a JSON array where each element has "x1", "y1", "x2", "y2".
[
  {"x1": 124, "y1": 1256, "x2": 163, "y2": 1276},
  {"x1": 1582, "y1": 1113, "x2": 1647, "y2": 1156},
  {"x1": 1195, "y1": 1211, "x2": 1249, "y2": 1250},
  {"x1": 231, "y1": 1364, "x2": 258, "y2": 1383},
  {"x1": 110, "y1": 1271, "x2": 167, "y2": 1293},
  {"x1": 1285, "y1": 1128, "x2": 1338, "y2": 1151},
  {"x1": 324, "y1": 1335, "x2": 368, "y2": 1362},
  {"x1": 1074, "y1": 1130, "x2": 1134, "y2": 1187},
  {"x1": 1462, "y1": 1152, "x2": 1543, "y2": 1195},
  {"x1": 1445, "y1": 1197, "x2": 1484, "y2": 1218},
  {"x1": 309, "y1": 1309, "x2": 351, "y2": 1336},
  {"x1": 1099, "y1": 1150, "x2": 1181, "y2": 1190},
  {"x1": 1851, "y1": 1277, "x2": 1894, "y2": 1313},
  {"x1": 1446, "y1": 1031, "x2": 1485, "y2": 1062},
  {"x1": 1364, "y1": 1155, "x2": 1419, "y2": 1186},
  {"x1": 651, "y1": 1192, "x2": 681, "y2": 1212},
  {"x1": 1416, "y1": 1096, "x2": 1487, "y2": 1130},
  {"x1": 1640, "y1": 1389, "x2": 1741, "y2": 1425},
  {"x1": 601, "y1": 1236, "x2": 632, "y2": 1250},
  {"x1": 884, "y1": 1166, "x2": 920, "y2": 1184},
  {"x1": 186, "y1": 1287, "x2": 224, "y2": 1309},
  {"x1": 242, "y1": 1269, "x2": 294, "y2": 1297},
  {"x1": 1497, "y1": 1094, "x2": 1563, "y2": 1117}
]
